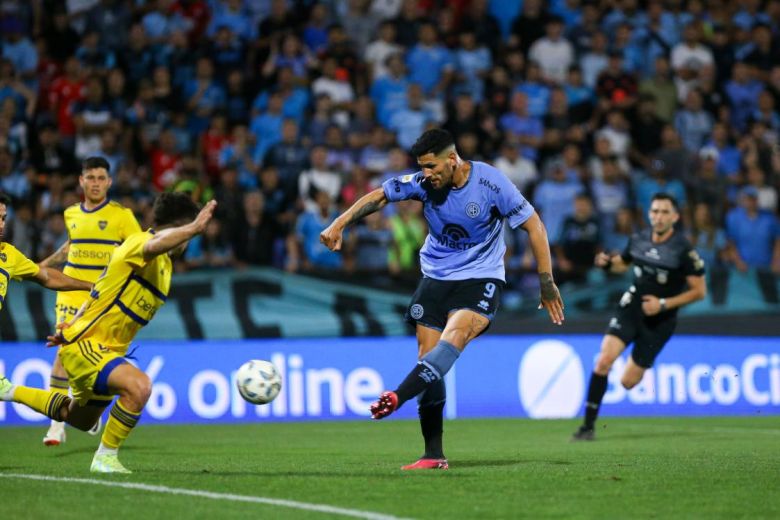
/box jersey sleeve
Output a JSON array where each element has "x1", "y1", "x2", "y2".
[
  {"x1": 119, "y1": 208, "x2": 142, "y2": 240},
  {"x1": 120, "y1": 232, "x2": 153, "y2": 268},
  {"x1": 681, "y1": 245, "x2": 706, "y2": 277},
  {"x1": 381, "y1": 172, "x2": 426, "y2": 203},
  {"x1": 8, "y1": 246, "x2": 40, "y2": 280},
  {"x1": 493, "y1": 172, "x2": 534, "y2": 229}
]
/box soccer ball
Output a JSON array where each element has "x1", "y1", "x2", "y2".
[{"x1": 236, "y1": 360, "x2": 282, "y2": 405}]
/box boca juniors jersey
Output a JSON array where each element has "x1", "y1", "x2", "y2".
[{"x1": 382, "y1": 161, "x2": 534, "y2": 281}]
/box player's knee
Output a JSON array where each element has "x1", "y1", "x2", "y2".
[
  {"x1": 441, "y1": 328, "x2": 468, "y2": 348},
  {"x1": 594, "y1": 355, "x2": 615, "y2": 375},
  {"x1": 125, "y1": 374, "x2": 152, "y2": 406},
  {"x1": 621, "y1": 375, "x2": 641, "y2": 389}
]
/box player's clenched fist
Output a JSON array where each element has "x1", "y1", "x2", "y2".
[{"x1": 320, "y1": 223, "x2": 344, "y2": 251}]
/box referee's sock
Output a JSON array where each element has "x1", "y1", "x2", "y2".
[
  {"x1": 394, "y1": 340, "x2": 460, "y2": 405},
  {"x1": 418, "y1": 379, "x2": 446, "y2": 459},
  {"x1": 583, "y1": 372, "x2": 609, "y2": 430}
]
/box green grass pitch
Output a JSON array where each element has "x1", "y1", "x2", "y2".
[{"x1": 1, "y1": 417, "x2": 778, "y2": 519}]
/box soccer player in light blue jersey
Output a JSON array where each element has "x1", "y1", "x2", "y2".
[{"x1": 321, "y1": 129, "x2": 564, "y2": 470}]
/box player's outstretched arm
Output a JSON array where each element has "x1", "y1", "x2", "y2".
[
  {"x1": 31, "y1": 266, "x2": 92, "y2": 292},
  {"x1": 39, "y1": 240, "x2": 70, "y2": 268},
  {"x1": 521, "y1": 212, "x2": 564, "y2": 325},
  {"x1": 594, "y1": 251, "x2": 630, "y2": 273},
  {"x1": 142, "y1": 200, "x2": 217, "y2": 260},
  {"x1": 320, "y1": 188, "x2": 388, "y2": 252}
]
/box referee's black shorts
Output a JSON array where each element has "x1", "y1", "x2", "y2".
[
  {"x1": 404, "y1": 277, "x2": 504, "y2": 332},
  {"x1": 606, "y1": 300, "x2": 677, "y2": 368}
]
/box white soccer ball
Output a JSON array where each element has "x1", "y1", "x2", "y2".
[{"x1": 236, "y1": 360, "x2": 282, "y2": 405}]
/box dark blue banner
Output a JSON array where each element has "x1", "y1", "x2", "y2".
[{"x1": 1, "y1": 335, "x2": 778, "y2": 425}]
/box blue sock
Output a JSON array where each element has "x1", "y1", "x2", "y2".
[{"x1": 395, "y1": 340, "x2": 460, "y2": 404}]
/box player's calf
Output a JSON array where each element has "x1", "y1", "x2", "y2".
[{"x1": 0, "y1": 376, "x2": 72, "y2": 422}]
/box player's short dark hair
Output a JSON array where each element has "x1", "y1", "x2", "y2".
[
  {"x1": 82, "y1": 156, "x2": 110, "y2": 174},
  {"x1": 651, "y1": 192, "x2": 679, "y2": 211},
  {"x1": 0, "y1": 192, "x2": 11, "y2": 207},
  {"x1": 410, "y1": 129, "x2": 455, "y2": 157},
  {"x1": 152, "y1": 192, "x2": 200, "y2": 228}
]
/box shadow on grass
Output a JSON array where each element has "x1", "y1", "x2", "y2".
[
  {"x1": 142, "y1": 468, "x2": 466, "y2": 479},
  {"x1": 453, "y1": 459, "x2": 572, "y2": 469},
  {"x1": 52, "y1": 444, "x2": 160, "y2": 459},
  {"x1": 599, "y1": 430, "x2": 698, "y2": 441}
]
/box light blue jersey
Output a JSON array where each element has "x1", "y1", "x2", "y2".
[{"x1": 382, "y1": 161, "x2": 535, "y2": 281}]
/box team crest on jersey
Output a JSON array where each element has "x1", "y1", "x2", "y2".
[
  {"x1": 410, "y1": 304, "x2": 424, "y2": 320},
  {"x1": 401, "y1": 174, "x2": 414, "y2": 183},
  {"x1": 656, "y1": 269, "x2": 668, "y2": 284},
  {"x1": 98, "y1": 220, "x2": 108, "y2": 230},
  {"x1": 465, "y1": 202, "x2": 480, "y2": 218},
  {"x1": 0, "y1": 252, "x2": 6, "y2": 262}
]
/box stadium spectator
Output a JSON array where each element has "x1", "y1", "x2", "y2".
[
  {"x1": 289, "y1": 189, "x2": 342, "y2": 272},
  {"x1": 555, "y1": 194, "x2": 602, "y2": 284},
  {"x1": 493, "y1": 141, "x2": 538, "y2": 194},
  {"x1": 533, "y1": 162, "x2": 584, "y2": 244},
  {"x1": 529, "y1": 16, "x2": 574, "y2": 86},
  {"x1": 726, "y1": 187, "x2": 780, "y2": 272},
  {"x1": 298, "y1": 145, "x2": 341, "y2": 213},
  {"x1": 500, "y1": 91, "x2": 543, "y2": 162}
]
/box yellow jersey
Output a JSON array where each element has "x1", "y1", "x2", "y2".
[
  {"x1": 0, "y1": 242, "x2": 40, "y2": 311},
  {"x1": 60, "y1": 230, "x2": 172, "y2": 350},
  {"x1": 62, "y1": 200, "x2": 141, "y2": 283},
  {"x1": 55, "y1": 200, "x2": 141, "y2": 323}
]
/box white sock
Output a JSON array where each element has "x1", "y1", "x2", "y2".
[{"x1": 96, "y1": 442, "x2": 118, "y2": 456}]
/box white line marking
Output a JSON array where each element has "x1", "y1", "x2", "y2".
[{"x1": 0, "y1": 473, "x2": 411, "y2": 520}]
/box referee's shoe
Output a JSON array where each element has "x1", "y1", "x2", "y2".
[{"x1": 571, "y1": 426, "x2": 595, "y2": 441}]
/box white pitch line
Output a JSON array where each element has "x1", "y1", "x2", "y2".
[{"x1": 0, "y1": 473, "x2": 411, "y2": 520}]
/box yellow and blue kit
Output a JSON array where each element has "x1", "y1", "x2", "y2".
[
  {"x1": 58, "y1": 230, "x2": 171, "y2": 405},
  {"x1": 56, "y1": 200, "x2": 140, "y2": 324},
  {"x1": 0, "y1": 242, "x2": 40, "y2": 310}
]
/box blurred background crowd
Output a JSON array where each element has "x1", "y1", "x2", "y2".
[{"x1": 1, "y1": 0, "x2": 779, "y2": 295}]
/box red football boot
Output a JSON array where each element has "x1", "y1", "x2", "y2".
[
  {"x1": 370, "y1": 391, "x2": 398, "y2": 419},
  {"x1": 401, "y1": 458, "x2": 449, "y2": 470}
]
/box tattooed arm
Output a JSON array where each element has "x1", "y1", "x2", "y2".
[
  {"x1": 320, "y1": 188, "x2": 389, "y2": 252},
  {"x1": 39, "y1": 240, "x2": 70, "y2": 268},
  {"x1": 521, "y1": 212, "x2": 565, "y2": 325}
]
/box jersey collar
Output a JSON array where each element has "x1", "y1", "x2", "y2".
[
  {"x1": 80, "y1": 198, "x2": 110, "y2": 213},
  {"x1": 451, "y1": 161, "x2": 474, "y2": 192}
]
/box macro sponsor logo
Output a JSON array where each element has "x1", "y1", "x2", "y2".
[
  {"x1": 518, "y1": 340, "x2": 584, "y2": 418},
  {"x1": 437, "y1": 223, "x2": 478, "y2": 250}
]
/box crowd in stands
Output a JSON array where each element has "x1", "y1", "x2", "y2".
[{"x1": 1, "y1": 0, "x2": 779, "y2": 296}]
